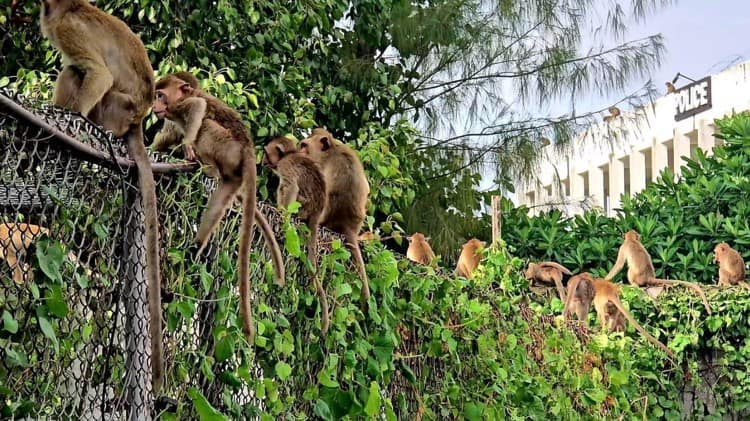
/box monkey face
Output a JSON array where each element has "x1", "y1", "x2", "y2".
[
  {"x1": 523, "y1": 263, "x2": 537, "y2": 280},
  {"x1": 153, "y1": 77, "x2": 192, "y2": 119},
  {"x1": 407, "y1": 232, "x2": 429, "y2": 244},
  {"x1": 714, "y1": 243, "x2": 729, "y2": 263}
]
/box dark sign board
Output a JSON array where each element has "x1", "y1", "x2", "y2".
[{"x1": 674, "y1": 76, "x2": 712, "y2": 121}]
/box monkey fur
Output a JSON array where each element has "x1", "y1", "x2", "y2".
[{"x1": 40, "y1": 0, "x2": 164, "y2": 391}]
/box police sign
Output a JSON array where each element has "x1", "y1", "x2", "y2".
[{"x1": 674, "y1": 76, "x2": 712, "y2": 121}]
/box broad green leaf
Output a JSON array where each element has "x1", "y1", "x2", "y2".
[
  {"x1": 364, "y1": 381, "x2": 380, "y2": 417},
  {"x1": 187, "y1": 387, "x2": 229, "y2": 421},
  {"x1": 275, "y1": 361, "x2": 292, "y2": 380}
]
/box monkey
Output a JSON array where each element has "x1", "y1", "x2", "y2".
[
  {"x1": 0, "y1": 223, "x2": 49, "y2": 284},
  {"x1": 713, "y1": 242, "x2": 750, "y2": 290},
  {"x1": 524, "y1": 261, "x2": 572, "y2": 301},
  {"x1": 40, "y1": 0, "x2": 164, "y2": 390},
  {"x1": 665, "y1": 81, "x2": 676, "y2": 94},
  {"x1": 299, "y1": 128, "x2": 371, "y2": 303},
  {"x1": 152, "y1": 74, "x2": 286, "y2": 343},
  {"x1": 564, "y1": 273, "x2": 676, "y2": 360},
  {"x1": 358, "y1": 231, "x2": 377, "y2": 242},
  {"x1": 151, "y1": 71, "x2": 201, "y2": 155},
  {"x1": 561, "y1": 272, "x2": 595, "y2": 325},
  {"x1": 406, "y1": 232, "x2": 435, "y2": 266},
  {"x1": 605, "y1": 230, "x2": 711, "y2": 314},
  {"x1": 602, "y1": 106, "x2": 621, "y2": 122},
  {"x1": 261, "y1": 135, "x2": 330, "y2": 333},
  {"x1": 454, "y1": 238, "x2": 486, "y2": 280}
]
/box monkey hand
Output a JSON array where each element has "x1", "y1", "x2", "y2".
[{"x1": 183, "y1": 144, "x2": 197, "y2": 161}]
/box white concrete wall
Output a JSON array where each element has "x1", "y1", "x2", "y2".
[{"x1": 521, "y1": 59, "x2": 750, "y2": 216}]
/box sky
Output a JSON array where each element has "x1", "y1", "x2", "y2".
[{"x1": 594, "y1": 0, "x2": 750, "y2": 110}]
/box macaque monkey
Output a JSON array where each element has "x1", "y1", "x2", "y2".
[
  {"x1": 406, "y1": 232, "x2": 435, "y2": 265},
  {"x1": 563, "y1": 273, "x2": 676, "y2": 360},
  {"x1": 455, "y1": 238, "x2": 486, "y2": 279},
  {"x1": 151, "y1": 71, "x2": 200, "y2": 155},
  {"x1": 606, "y1": 230, "x2": 711, "y2": 313},
  {"x1": 561, "y1": 272, "x2": 594, "y2": 324},
  {"x1": 299, "y1": 128, "x2": 371, "y2": 302},
  {"x1": 665, "y1": 81, "x2": 676, "y2": 94},
  {"x1": 262, "y1": 136, "x2": 330, "y2": 333},
  {"x1": 40, "y1": 0, "x2": 164, "y2": 390},
  {"x1": 0, "y1": 223, "x2": 49, "y2": 284},
  {"x1": 713, "y1": 242, "x2": 750, "y2": 290},
  {"x1": 603, "y1": 106, "x2": 621, "y2": 122},
  {"x1": 153, "y1": 74, "x2": 285, "y2": 343},
  {"x1": 524, "y1": 261, "x2": 572, "y2": 301}
]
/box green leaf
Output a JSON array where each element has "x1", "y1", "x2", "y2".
[
  {"x1": 3, "y1": 311, "x2": 18, "y2": 334},
  {"x1": 364, "y1": 381, "x2": 381, "y2": 417},
  {"x1": 187, "y1": 387, "x2": 229, "y2": 421},
  {"x1": 464, "y1": 402, "x2": 484, "y2": 421},
  {"x1": 275, "y1": 361, "x2": 292, "y2": 380},
  {"x1": 36, "y1": 239, "x2": 64, "y2": 283},
  {"x1": 313, "y1": 400, "x2": 334, "y2": 421},
  {"x1": 284, "y1": 225, "x2": 301, "y2": 257},
  {"x1": 214, "y1": 335, "x2": 234, "y2": 362},
  {"x1": 38, "y1": 315, "x2": 59, "y2": 353}
]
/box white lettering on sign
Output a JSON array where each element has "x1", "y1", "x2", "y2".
[
  {"x1": 674, "y1": 77, "x2": 712, "y2": 121},
  {"x1": 676, "y1": 81, "x2": 708, "y2": 113}
]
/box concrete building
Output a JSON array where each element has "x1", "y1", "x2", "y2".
[{"x1": 520, "y1": 59, "x2": 750, "y2": 216}]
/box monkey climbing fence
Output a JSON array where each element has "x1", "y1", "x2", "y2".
[{"x1": 0, "y1": 88, "x2": 347, "y2": 419}]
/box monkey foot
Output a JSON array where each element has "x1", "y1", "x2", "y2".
[{"x1": 154, "y1": 396, "x2": 178, "y2": 414}]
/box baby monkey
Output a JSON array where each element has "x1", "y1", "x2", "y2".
[
  {"x1": 153, "y1": 73, "x2": 285, "y2": 342},
  {"x1": 262, "y1": 136, "x2": 330, "y2": 333}
]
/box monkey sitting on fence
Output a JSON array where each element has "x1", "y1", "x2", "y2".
[
  {"x1": 153, "y1": 72, "x2": 286, "y2": 343},
  {"x1": 262, "y1": 135, "x2": 330, "y2": 333}
]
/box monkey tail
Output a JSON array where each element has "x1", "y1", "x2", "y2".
[
  {"x1": 611, "y1": 297, "x2": 676, "y2": 361},
  {"x1": 238, "y1": 145, "x2": 257, "y2": 343},
  {"x1": 307, "y1": 223, "x2": 329, "y2": 334},
  {"x1": 254, "y1": 211, "x2": 285, "y2": 286},
  {"x1": 125, "y1": 123, "x2": 163, "y2": 392},
  {"x1": 655, "y1": 279, "x2": 712, "y2": 314}
]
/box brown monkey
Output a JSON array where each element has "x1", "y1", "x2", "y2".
[
  {"x1": 0, "y1": 223, "x2": 49, "y2": 284},
  {"x1": 713, "y1": 242, "x2": 750, "y2": 289},
  {"x1": 299, "y1": 128, "x2": 371, "y2": 302},
  {"x1": 562, "y1": 272, "x2": 595, "y2": 324},
  {"x1": 603, "y1": 106, "x2": 621, "y2": 122},
  {"x1": 564, "y1": 273, "x2": 676, "y2": 359},
  {"x1": 406, "y1": 232, "x2": 435, "y2": 266},
  {"x1": 153, "y1": 74, "x2": 285, "y2": 343},
  {"x1": 524, "y1": 261, "x2": 572, "y2": 301},
  {"x1": 40, "y1": 0, "x2": 164, "y2": 390},
  {"x1": 151, "y1": 71, "x2": 201, "y2": 155},
  {"x1": 665, "y1": 81, "x2": 676, "y2": 94},
  {"x1": 455, "y1": 238, "x2": 486, "y2": 279},
  {"x1": 605, "y1": 230, "x2": 711, "y2": 313},
  {"x1": 262, "y1": 136, "x2": 330, "y2": 333}
]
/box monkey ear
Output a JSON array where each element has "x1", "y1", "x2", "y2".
[
  {"x1": 274, "y1": 144, "x2": 285, "y2": 157},
  {"x1": 179, "y1": 83, "x2": 193, "y2": 94},
  {"x1": 425, "y1": 236, "x2": 431, "y2": 241},
  {"x1": 320, "y1": 136, "x2": 331, "y2": 151}
]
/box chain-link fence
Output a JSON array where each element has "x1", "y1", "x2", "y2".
[{"x1": 0, "y1": 89, "x2": 356, "y2": 419}]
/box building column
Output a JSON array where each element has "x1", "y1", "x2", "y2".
[
  {"x1": 608, "y1": 157, "x2": 624, "y2": 212},
  {"x1": 630, "y1": 149, "x2": 646, "y2": 194},
  {"x1": 652, "y1": 139, "x2": 669, "y2": 182},
  {"x1": 588, "y1": 167, "x2": 604, "y2": 210},
  {"x1": 673, "y1": 128, "x2": 691, "y2": 178},
  {"x1": 698, "y1": 119, "x2": 716, "y2": 155}
]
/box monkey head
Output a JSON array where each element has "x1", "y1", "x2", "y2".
[
  {"x1": 463, "y1": 238, "x2": 486, "y2": 254},
  {"x1": 714, "y1": 242, "x2": 730, "y2": 263},
  {"x1": 153, "y1": 75, "x2": 195, "y2": 119},
  {"x1": 407, "y1": 232, "x2": 430, "y2": 244},
  {"x1": 523, "y1": 262, "x2": 539, "y2": 280},
  {"x1": 623, "y1": 230, "x2": 639, "y2": 241},
  {"x1": 299, "y1": 128, "x2": 335, "y2": 161},
  {"x1": 262, "y1": 137, "x2": 297, "y2": 170}
]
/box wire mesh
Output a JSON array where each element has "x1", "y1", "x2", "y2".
[{"x1": 0, "y1": 88, "x2": 354, "y2": 419}]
